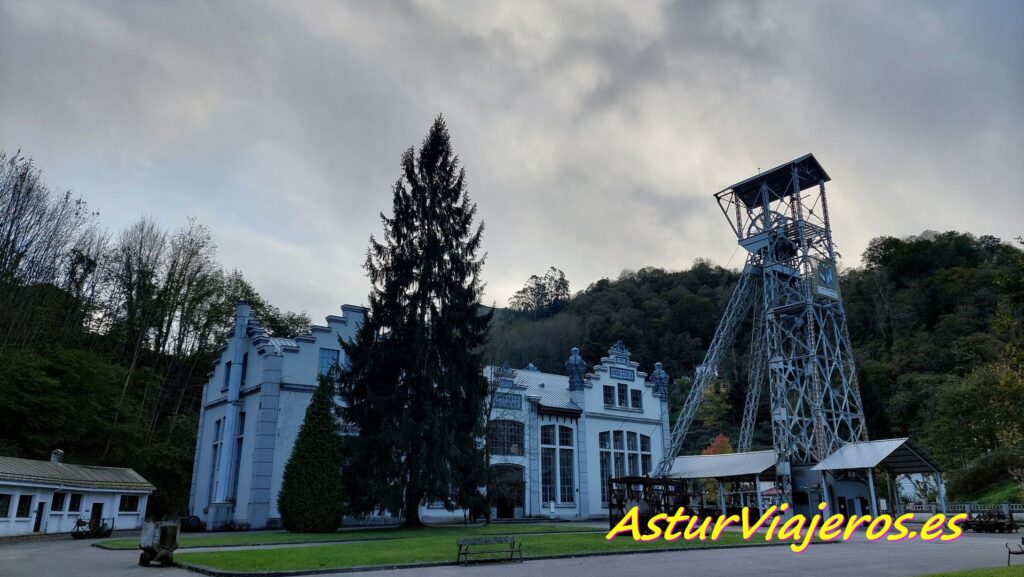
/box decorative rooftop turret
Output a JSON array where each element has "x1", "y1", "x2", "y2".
[
  {"x1": 649, "y1": 362, "x2": 670, "y2": 398},
  {"x1": 565, "y1": 347, "x2": 587, "y2": 391}
]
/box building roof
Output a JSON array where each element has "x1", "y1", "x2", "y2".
[
  {"x1": 668, "y1": 450, "x2": 777, "y2": 479},
  {"x1": 0, "y1": 456, "x2": 156, "y2": 492},
  {"x1": 503, "y1": 365, "x2": 580, "y2": 412},
  {"x1": 717, "y1": 153, "x2": 830, "y2": 209},
  {"x1": 811, "y1": 438, "x2": 943, "y2": 474}
]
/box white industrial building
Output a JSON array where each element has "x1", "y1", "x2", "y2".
[
  {"x1": 187, "y1": 302, "x2": 671, "y2": 529},
  {"x1": 0, "y1": 451, "x2": 154, "y2": 537}
]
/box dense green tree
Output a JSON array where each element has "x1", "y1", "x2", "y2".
[
  {"x1": 488, "y1": 231, "x2": 1024, "y2": 464},
  {"x1": 508, "y1": 267, "x2": 570, "y2": 317},
  {"x1": 0, "y1": 149, "x2": 308, "y2": 517},
  {"x1": 339, "y1": 116, "x2": 491, "y2": 526},
  {"x1": 278, "y1": 377, "x2": 346, "y2": 532}
]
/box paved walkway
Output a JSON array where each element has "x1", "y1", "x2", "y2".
[
  {"x1": 0, "y1": 529, "x2": 1018, "y2": 577},
  {"x1": 339, "y1": 531, "x2": 1021, "y2": 577}
]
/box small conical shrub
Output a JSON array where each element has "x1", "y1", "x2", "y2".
[{"x1": 278, "y1": 376, "x2": 345, "y2": 532}]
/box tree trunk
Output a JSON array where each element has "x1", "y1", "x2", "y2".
[{"x1": 403, "y1": 489, "x2": 423, "y2": 527}]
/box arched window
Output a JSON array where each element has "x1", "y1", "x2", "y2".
[{"x1": 487, "y1": 420, "x2": 525, "y2": 456}]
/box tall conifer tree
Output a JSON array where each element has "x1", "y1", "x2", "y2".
[
  {"x1": 340, "y1": 115, "x2": 491, "y2": 526},
  {"x1": 278, "y1": 376, "x2": 345, "y2": 532}
]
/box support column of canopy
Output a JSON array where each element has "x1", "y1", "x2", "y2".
[
  {"x1": 754, "y1": 474, "x2": 764, "y2": 517},
  {"x1": 819, "y1": 471, "x2": 831, "y2": 518},
  {"x1": 866, "y1": 468, "x2": 879, "y2": 517}
]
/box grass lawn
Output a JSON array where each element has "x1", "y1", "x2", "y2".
[
  {"x1": 922, "y1": 567, "x2": 1024, "y2": 577},
  {"x1": 175, "y1": 531, "x2": 759, "y2": 573},
  {"x1": 97, "y1": 522, "x2": 602, "y2": 550}
]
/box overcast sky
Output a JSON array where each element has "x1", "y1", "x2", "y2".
[{"x1": 2, "y1": 1, "x2": 1021, "y2": 320}]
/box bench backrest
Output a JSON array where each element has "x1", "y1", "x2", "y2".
[{"x1": 458, "y1": 536, "x2": 515, "y2": 546}]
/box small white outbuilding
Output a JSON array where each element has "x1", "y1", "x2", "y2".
[{"x1": 0, "y1": 450, "x2": 155, "y2": 537}]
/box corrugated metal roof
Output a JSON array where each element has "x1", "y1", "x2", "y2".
[
  {"x1": 494, "y1": 366, "x2": 580, "y2": 412},
  {"x1": 668, "y1": 450, "x2": 777, "y2": 479},
  {"x1": 0, "y1": 457, "x2": 155, "y2": 492},
  {"x1": 717, "y1": 153, "x2": 830, "y2": 209},
  {"x1": 812, "y1": 438, "x2": 943, "y2": 474},
  {"x1": 267, "y1": 337, "x2": 298, "y2": 352}
]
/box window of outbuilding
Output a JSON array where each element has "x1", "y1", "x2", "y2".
[
  {"x1": 16, "y1": 495, "x2": 32, "y2": 518},
  {"x1": 68, "y1": 493, "x2": 82, "y2": 512},
  {"x1": 0, "y1": 494, "x2": 11, "y2": 518},
  {"x1": 119, "y1": 495, "x2": 140, "y2": 513},
  {"x1": 51, "y1": 492, "x2": 65, "y2": 512}
]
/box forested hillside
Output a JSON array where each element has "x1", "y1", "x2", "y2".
[
  {"x1": 488, "y1": 232, "x2": 1024, "y2": 478},
  {"x1": 0, "y1": 152, "x2": 309, "y2": 515}
]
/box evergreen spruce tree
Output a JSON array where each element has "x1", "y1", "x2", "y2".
[
  {"x1": 277, "y1": 376, "x2": 345, "y2": 532},
  {"x1": 340, "y1": 115, "x2": 491, "y2": 526}
]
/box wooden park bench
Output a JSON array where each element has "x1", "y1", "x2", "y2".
[
  {"x1": 456, "y1": 536, "x2": 523, "y2": 565},
  {"x1": 1009, "y1": 537, "x2": 1024, "y2": 566}
]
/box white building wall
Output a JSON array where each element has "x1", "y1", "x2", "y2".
[
  {"x1": 187, "y1": 309, "x2": 668, "y2": 528},
  {"x1": 0, "y1": 483, "x2": 150, "y2": 537},
  {"x1": 189, "y1": 303, "x2": 365, "y2": 529}
]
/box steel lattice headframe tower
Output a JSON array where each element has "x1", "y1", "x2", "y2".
[{"x1": 656, "y1": 154, "x2": 868, "y2": 503}]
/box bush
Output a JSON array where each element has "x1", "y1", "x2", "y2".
[
  {"x1": 278, "y1": 377, "x2": 345, "y2": 532},
  {"x1": 946, "y1": 449, "x2": 1024, "y2": 500}
]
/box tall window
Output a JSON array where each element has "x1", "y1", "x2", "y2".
[
  {"x1": 0, "y1": 494, "x2": 10, "y2": 518},
  {"x1": 68, "y1": 494, "x2": 82, "y2": 512},
  {"x1": 599, "y1": 433, "x2": 611, "y2": 501},
  {"x1": 487, "y1": 420, "x2": 524, "y2": 456},
  {"x1": 558, "y1": 426, "x2": 574, "y2": 503},
  {"x1": 318, "y1": 348, "x2": 340, "y2": 379},
  {"x1": 640, "y1": 435, "x2": 652, "y2": 474},
  {"x1": 599, "y1": 430, "x2": 653, "y2": 503},
  {"x1": 617, "y1": 383, "x2": 628, "y2": 407},
  {"x1": 209, "y1": 418, "x2": 223, "y2": 500},
  {"x1": 630, "y1": 389, "x2": 642, "y2": 410},
  {"x1": 603, "y1": 385, "x2": 614, "y2": 405},
  {"x1": 540, "y1": 424, "x2": 575, "y2": 504},
  {"x1": 231, "y1": 413, "x2": 246, "y2": 500},
  {"x1": 627, "y1": 432, "x2": 639, "y2": 475},
  {"x1": 221, "y1": 361, "x2": 231, "y2": 392},
  {"x1": 240, "y1": 352, "x2": 249, "y2": 387}
]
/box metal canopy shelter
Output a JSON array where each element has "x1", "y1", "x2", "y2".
[
  {"x1": 812, "y1": 438, "x2": 942, "y2": 475},
  {"x1": 669, "y1": 450, "x2": 777, "y2": 516},
  {"x1": 812, "y1": 438, "x2": 946, "y2": 515},
  {"x1": 669, "y1": 450, "x2": 777, "y2": 479}
]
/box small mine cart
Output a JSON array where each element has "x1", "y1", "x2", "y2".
[{"x1": 138, "y1": 521, "x2": 178, "y2": 567}]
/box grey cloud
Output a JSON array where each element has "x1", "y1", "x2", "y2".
[{"x1": 1, "y1": 0, "x2": 1020, "y2": 319}]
